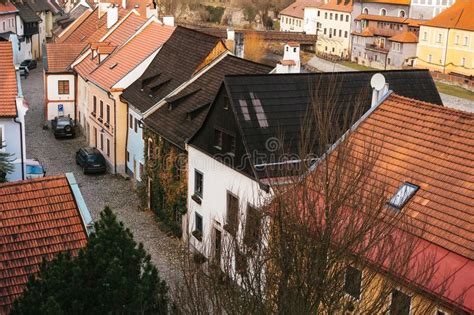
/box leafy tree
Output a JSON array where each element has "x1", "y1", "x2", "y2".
[
  {"x1": 11, "y1": 207, "x2": 169, "y2": 315},
  {"x1": 0, "y1": 145, "x2": 13, "y2": 182}
]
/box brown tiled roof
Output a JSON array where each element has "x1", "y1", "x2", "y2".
[
  {"x1": 422, "y1": 0, "x2": 474, "y2": 31},
  {"x1": 0, "y1": 175, "x2": 88, "y2": 313},
  {"x1": 389, "y1": 31, "x2": 418, "y2": 43},
  {"x1": 0, "y1": 1, "x2": 18, "y2": 13},
  {"x1": 0, "y1": 42, "x2": 17, "y2": 118},
  {"x1": 87, "y1": 22, "x2": 175, "y2": 90},
  {"x1": 279, "y1": 0, "x2": 324, "y2": 19},
  {"x1": 319, "y1": 0, "x2": 353, "y2": 13},
  {"x1": 45, "y1": 43, "x2": 87, "y2": 73},
  {"x1": 350, "y1": 94, "x2": 474, "y2": 259}
]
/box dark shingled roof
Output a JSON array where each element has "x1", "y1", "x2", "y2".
[
  {"x1": 25, "y1": 0, "x2": 52, "y2": 12},
  {"x1": 217, "y1": 70, "x2": 442, "y2": 179},
  {"x1": 14, "y1": 2, "x2": 41, "y2": 23},
  {"x1": 144, "y1": 54, "x2": 272, "y2": 149},
  {"x1": 121, "y1": 26, "x2": 224, "y2": 113}
]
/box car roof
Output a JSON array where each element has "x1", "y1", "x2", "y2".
[{"x1": 82, "y1": 147, "x2": 100, "y2": 155}]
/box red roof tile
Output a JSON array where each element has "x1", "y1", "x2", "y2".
[
  {"x1": 0, "y1": 1, "x2": 18, "y2": 13},
  {"x1": 280, "y1": 0, "x2": 325, "y2": 19},
  {"x1": 389, "y1": 31, "x2": 418, "y2": 43},
  {"x1": 0, "y1": 176, "x2": 88, "y2": 313},
  {"x1": 0, "y1": 42, "x2": 18, "y2": 118},
  {"x1": 45, "y1": 43, "x2": 87, "y2": 73},
  {"x1": 319, "y1": 0, "x2": 353, "y2": 13},
  {"x1": 87, "y1": 22, "x2": 174, "y2": 90}
]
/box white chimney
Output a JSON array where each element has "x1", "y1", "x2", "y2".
[
  {"x1": 107, "y1": 4, "x2": 118, "y2": 29},
  {"x1": 370, "y1": 73, "x2": 389, "y2": 107},
  {"x1": 227, "y1": 28, "x2": 235, "y2": 41},
  {"x1": 122, "y1": 0, "x2": 127, "y2": 9},
  {"x1": 98, "y1": 2, "x2": 110, "y2": 18},
  {"x1": 163, "y1": 16, "x2": 175, "y2": 27},
  {"x1": 275, "y1": 42, "x2": 301, "y2": 74},
  {"x1": 146, "y1": 5, "x2": 158, "y2": 18}
]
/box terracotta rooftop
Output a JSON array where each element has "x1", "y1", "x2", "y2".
[
  {"x1": 389, "y1": 31, "x2": 418, "y2": 43},
  {"x1": 97, "y1": 44, "x2": 116, "y2": 54},
  {"x1": 422, "y1": 0, "x2": 474, "y2": 31},
  {"x1": 0, "y1": 175, "x2": 89, "y2": 313},
  {"x1": 280, "y1": 59, "x2": 297, "y2": 66},
  {"x1": 56, "y1": 8, "x2": 92, "y2": 42},
  {"x1": 357, "y1": 0, "x2": 410, "y2": 4},
  {"x1": 279, "y1": 0, "x2": 325, "y2": 19},
  {"x1": 320, "y1": 0, "x2": 353, "y2": 13},
  {"x1": 0, "y1": 1, "x2": 18, "y2": 13},
  {"x1": 356, "y1": 14, "x2": 406, "y2": 23},
  {"x1": 87, "y1": 22, "x2": 175, "y2": 90},
  {"x1": 0, "y1": 42, "x2": 18, "y2": 118},
  {"x1": 45, "y1": 43, "x2": 87, "y2": 73}
]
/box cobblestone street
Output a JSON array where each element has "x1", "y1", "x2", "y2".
[{"x1": 22, "y1": 65, "x2": 186, "y2": 292}]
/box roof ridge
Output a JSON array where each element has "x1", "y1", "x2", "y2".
[{"x1": 389, "y1": 93, "x2": 474, "y2": 117}]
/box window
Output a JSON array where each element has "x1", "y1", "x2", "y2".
[
  {"x1": 225, "y1": 192, "x2": 239, "y2": 235},
  {"x1": 455, "y1": 35, "x2": 460, "y2": 44},
  {"x1": 195, "y1": 212, "x2": 203, "y2": 234},
  {"x1": 147, "y1": 138, "x2": 153, "y2": 159},
  {"x1": 58, "y1": 80, "x2": 69, "y2": 94},
  {"x1": 380, "y1": 8, "x2": 386, "y2": 16},
  {"x1": 428, "y1": 54, "x2": 432, "y2": 62},
  {"x1": 436, "y1": 310, "x2": 448, "y2": 315},
  {"x1": 399, "y1": 10, "x2": 406, "y2": 17},
  {"x1": 100, "y1": 133, "x2": 104, "y2": 150},
  {"x1": 344, "y1": 266, "x2": 362, "y2": 299},
  {"x1": 106, "y1": 105, "x2": 110, "y2": 125},
  {"x1": 317, "y1": 10, "x2": 320, "y2": 16},
  {"x1": 214, "y1": 129, "x2": 223, "y2": 149},
  {"x1": 346, "y1": 14, "x2": 349, "y2": 22},
  {"x1": 99, "y1": 101, "x2": 103, "y2": 118},
  {"x1": 390, "y1": 289, "x2": 411, "y2": 315},
  {"x1": 330, "y1": 13, "x2": 333, "y2": 20},
  {"x1": 324, "y1": 28, "x2": 327, "y2": 35},
  {"x1": 134, "y1": 118, "x2": 138, "y2": 133},
  {"x1": 335, "y1": 13, "x2": 338, "y2": 20},
  {"x1": 437, "y1": 33, "x2": 442, "y2": 43},
  {"x1": 387, "y1": 182, "x2": 419, "y2": 210},
  {"x1": 244, "y1": 205, "x2": 261, "y2": 249},
  {"x1": 387, "y1": 57, "x2": 391, "y2": 65},
  {"x1": 345, "y1": 31, "x2": 348, "y2": 38},
  {"x1": 393, "y1": 42, "x2": 401, "y2": 52},
  {"x1": 340, "y1": 14, "x2": 343, "y2": 21},
  {"x1": 194, "y1": 170, "x2": 203, "y2": 198},
  {"x1": 461, "y1": 57, "x2": 466, "y2": 66},
  {"x1": 423, "y1": 32, "x2": 427, "y2": 41},
  {"x1": 363, "y1": 7, "x2": 368, "y2": 14},
  {"x1": 223, "y1": 96, "x2": 230, "y2": 110},
  {"x1": 464, "y1": 36, "x2": 469, "y2": 46},
  {"x1": 129, "y1": 114, "x2": 133, "y2": 129},
  {"x1": 106, "y1": 138, "x2": 110, "y2": 157},
  {"x1": 325, "y1": 12, "x2": 327, "y2": 19}
]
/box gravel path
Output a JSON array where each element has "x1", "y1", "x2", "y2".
[{"x1": 22, "y1": 64, "x2": 186, "y2": 292}]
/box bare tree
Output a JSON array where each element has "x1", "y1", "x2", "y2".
[{"x1": 174, "y1": 78, "x2": 457, "y2": 314}]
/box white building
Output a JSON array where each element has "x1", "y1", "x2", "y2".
[
  {"x1": 275, "y1": 42, "x2": 301, "y2": 73},
  {"x1": 410, "y1": 0, "x2": 455, "y2": 20},
  {"x1": 279, "y1": 0, "x2": 324, "y2": 33},
  {"x1": 0, "y1": 42, "x2": 27, "y2": 182}
]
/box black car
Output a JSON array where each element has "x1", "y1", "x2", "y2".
[
  {"x1": 20, "y1": 59, "x2": 37, "y2": 70},
  {"x1": 51, "y1": 116, "x2": 75, "y2": 138},
  {"x1": 76, "y1": 147, "x2": 107, "y2": 174},
  {"x1": 19, "y1": 67, "x2": 29, "y2": 78}
]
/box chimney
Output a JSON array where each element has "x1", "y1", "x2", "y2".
[
  {"x1": 275, "y1": 42, "x2": 301, "y2": 74},
  {"x1": 146, "y1": 4, "x2": 158, "y2": 18},
  {"x1": 227, "y1": 28, "x2": 235, "y2": 41},
  {"x1": 163, "y1": 16, "x2": 175, "y2": 27},
  {"x1": 122, "y1": 0, "x2": 126, "y2": 9},
  {"x1": 370, "y1": 73, "x2": 389, "y2": 107},
  {"x1": 107, "y1": 4, "x2": 118, "y2": 29}
]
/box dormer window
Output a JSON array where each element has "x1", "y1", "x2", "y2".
[{"x1": 387, "y1": 182, "x2": 419, "y2": 210}]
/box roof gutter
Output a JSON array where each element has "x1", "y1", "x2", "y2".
[{"x1": 66, "y1": 172, "x2": 94, "y2": 235}]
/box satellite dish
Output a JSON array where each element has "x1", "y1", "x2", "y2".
[{"x1": 370, "y1": 73, "x2": 386, "y2": 91}]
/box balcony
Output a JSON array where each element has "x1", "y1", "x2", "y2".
[{"x1": 366, "y1": 43, "x2": 389, "y2": 53}]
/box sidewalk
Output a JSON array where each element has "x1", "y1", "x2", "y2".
[{"x1": 307, "y1": 55, "x2": 353, "y2": 72}]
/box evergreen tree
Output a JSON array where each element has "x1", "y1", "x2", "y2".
[
  {"x1": 0, "y1": 146, "x2": 13, "y2": 183},
  {"x1": 11, "y1": 207, "x2": 169, "y2": 315}
]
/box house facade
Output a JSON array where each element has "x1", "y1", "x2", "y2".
[
  {"x1": 0, "y1": 41, "x2": 27, "y2": 182},
  {"x1": 13, "y1": 1, "x2": 42, "y2": 60},
  {"x1": 279, "y1": 0, "x2": 324, "y2": 33},
  {"x1": 410, "y1": 0, "x2": 455, "y2": 20},
  {"x1": 316, "y1": 0, "x2": 353, "y2": 57},
  {"x1": 415, "y1": 0, "x2": 473, "y2": 77}
]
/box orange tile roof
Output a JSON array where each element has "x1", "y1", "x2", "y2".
[
  {"x1": 97, "y1": 45, "x2": 116, "y2": 54},
  {"x1": 103, "y1": 11, "x2": 146, "y2": 46},
  {"x1": 106, "y1": 0, "x2": 153, "y2": 16},
  {"x1": 87, "y1": 22, "x2": 175, "y2": 90},
  {"x1": 45, "y1": 43, "x2": 87, "y2": 73},
  {"x1": 56, "y1": 8, "x2": 93, "y2": 42},
  {"x1": 280, "y1": 59, "x2": 297, "y2": 66},
  {"x1": 389, "y1": 30, "x2": 418, "y2": 43},
  {"x1": 350, "y1": 94, "x2": 474, "y2": 260},
  {"x1": 422, "y1": 0, "x2": 474, "y2": 31},
  {"x1": 0, "y1": 1, "x2": 18, "y2": 13},
  {"x1": 319, "y1": 0, "x2": 353, "y2": 13},
  {"x1": 358, "y1": 0, "x2": 410, "y2": 4},
  {"x1": 0, "y1": 42, "x2": 18, "y2": 118},
  {"x1": 280, "y1": 0, "x2": 325, "y2": 19},
  {"x1": 355, "y1": 13, "x2": 406, "y2": 23},
  {"x1": 0, "y1": 175, "x2": 88, "y2": 313}
]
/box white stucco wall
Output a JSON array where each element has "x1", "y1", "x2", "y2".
[
  {"x1": 316, "y1": 9, "x2": 352, "y2": 57},
  {"x1": 45, "y1": 73, "x2": 75, "y2": 120},
  {"x1": 77, "y1": 75, "x2": 89, "y2": 130},
  {"x1": 279, "y1": 14, "x2": 304, "y2": 33},
  {"x1": 126, "y1": 107, "x2": 144, "y2": 181},
  {"x1": 304, "y1": 7, "x2": 319, "y2": 35},
  {"x1": 186, "y1": 146, "x2": 272, "y2": 260}
]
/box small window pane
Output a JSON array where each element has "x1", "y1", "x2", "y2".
[
  {"x1": 195, "y1": 213, "x2": 203, "y2": 233},
  {"x1": 344, "y1": 266, "x2": 362, "y2": 299},
  {"x1": 244, "y1": 205, "x2": 261, "y2": 249},
  {"x1": 390, "y1": 289, "x2": 411, "y2": 315},
  {"x1": 226, "y1": 193, "x2": 239, "y2": 235},
  {"x1": 194, "y1": 170, "x2": 203, "y2": 197},
  {"x1": 388, "y1": 183, "x2": 419, "y2": 210},
  {"x1": 214, "y1": 129, "x2": 222, "y2": 149}
]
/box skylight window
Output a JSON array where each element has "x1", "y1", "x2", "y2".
[{"x1": 387, "y1": 182, "x2": 419, "y2": 211}]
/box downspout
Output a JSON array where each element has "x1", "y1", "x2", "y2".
[
  {"x1": 108, "y1": 92, "x2": 117, "y2": 174},
  {"x1": 13, "y1": 118, "x2": 25, "y2": 180}
]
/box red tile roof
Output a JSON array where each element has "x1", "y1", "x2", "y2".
[
  {"x1": 45, "y1": 43, "x2": 87, "y2": 73},
  {"x1": 0, "y1": 175, "x2": 88, "y2": 313},
  {"x1": 422, "y1": 0, "x2": 474, "y2": 31},
  {"x1": 389, "y1": 31, "x2": 418, "y2": 43},
  {"x1": 87, "y1": 22, "x2": 175, "y2": 90},
  {"x1": 0, "y1": 1, "x2": 18, "y2": 13},
  {"x1": 319, "y1": 0, "x2": 353, "y2": 13},
  {"x1": 0, "y1": 42, "x2": 18, "y2": 118},
  {"x1": 280, "y1": 0, "x2": 325, "y2": 19}
]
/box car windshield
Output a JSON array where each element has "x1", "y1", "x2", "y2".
[
  {"x1": 26, "y1": 164, "x2": 44, "y2": 174},
  {"x1": 88, "y1": 155, "x2": 104, "y2": 163},
  {"x1": 57, "y1": 119, "x2": 70, "y2": 126},
  {"x1": 20, "y1": 61, "x2": 29, "y2": 66}
]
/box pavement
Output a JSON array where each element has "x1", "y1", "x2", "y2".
[
  {"x1": 21, "y1": 64, "x2": 186, "y2": 293},
  {"x1": 307, "y1": 55, "x2": 474, "y2": 112}
]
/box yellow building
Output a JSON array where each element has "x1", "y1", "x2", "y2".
[{"x1": 415, "y1": 0, "x2": 474, "y2": 77}]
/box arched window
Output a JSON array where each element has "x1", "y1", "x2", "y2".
[
  {"x1": 399, "y1": 10, "x2": 406, "y2": 17},
  {"x1": 380, "y1": 8, "x2": 387, "y2": 16},
  {"x1": 363, "y1": 7, "x2": 368, "y2": 14}
]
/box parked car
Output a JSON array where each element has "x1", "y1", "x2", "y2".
[
  {"x1": 76, "y1": 147, "x2": 107, "y2": 174},
  {"x1": 25, "y1": 159, "x2": 46, "y2": 179},
  {"x1": 19, "y1": 67, "x2": 29, "y2": 78},
  {"x1": 20, "y1": 59, "x2": 37, "y2": 70},
  {"x1": 51, "y1": 116, "x2": 75, "y2": 138}
]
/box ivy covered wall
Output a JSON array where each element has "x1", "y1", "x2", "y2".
[{"x1": 141, "y1": 128, "x2": 188, "y2": 237}]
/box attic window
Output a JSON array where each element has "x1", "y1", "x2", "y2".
[
  {"x1": 387, "y1": 182, "x2": 419, "y2": 211},
  {"x1": 109, "y1": 63, "x2": 118, "y2": 69}
]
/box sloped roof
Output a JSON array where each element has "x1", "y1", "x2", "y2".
[
  {"x1": 0, "y1": 42, "x2": 17, "y2": 118},
  {"x1": 14, "y1": 2, "x2": 41, "y2": 23},
  {"x1": 24, "y1": 0, "x2": 52, "y2": 12},
  {"x1": 0, "y1": 175, "x2": 89, "y2": 313},
  {"x1": 279, "y1": 0, "x2": 324, "y2": 19},
  {"x1": 319, "y1": 0, "x2": 353, "y2": 13},
  {"x1": 217, "y1": 70, "x2": 442, "y2": 179},
  {"x1": 121, "y1": 26, "x2": 224, "y2": 113},
  {"x1": 106, "y1": 0, "x2": 153, "y2": 16},
  {"x1": 422, "y1": 0, "x2": 474, "y2": 31},
  {"x1": 355, "y1": 14, "x2": 406, "y2": 23},
  {"x1": 356, "y1": 0, "x2": 410, "y2": 4},
  {"x1": 144, "y1": 55, "x2": 272, "y2": 149},
  {"x1": 45, "y1": 43, "x2": 86, "y2": 73},
  {"x1": 87, "y1": 22, "x2": 174, "y2": 91},
  {"x1": 389, "y1": 31, "x2": 418, "y2": 43},
  {"x1": 55, "y1": 7, "x2": 92, "y2": 41},
  {"x1": 0, "y1": 1, "x2": 18, "y2": 14}
]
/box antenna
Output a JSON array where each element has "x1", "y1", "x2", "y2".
[{"x1": 370, "y1": 73, "x2": 386, "y2": 91}]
